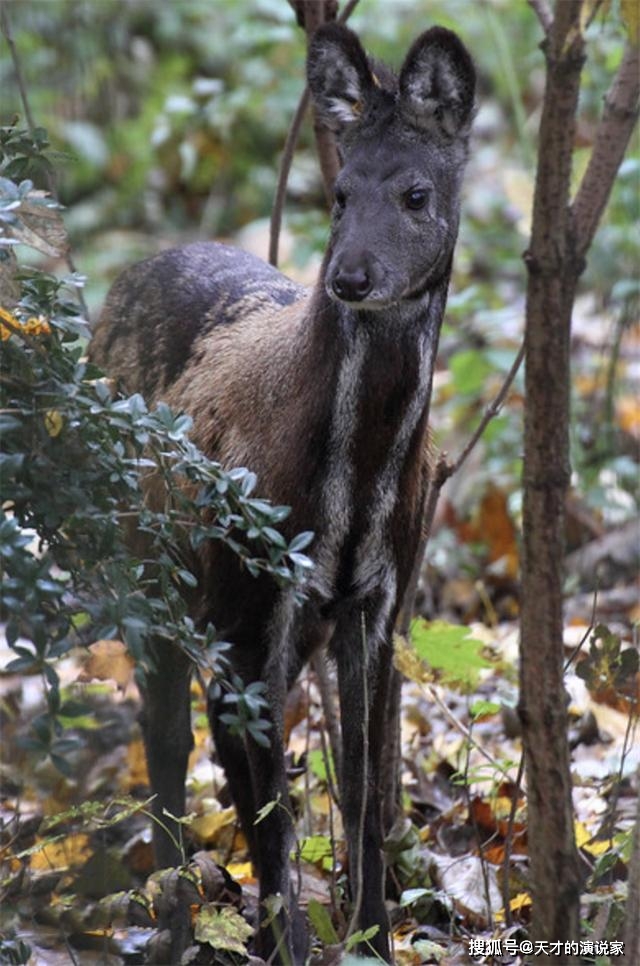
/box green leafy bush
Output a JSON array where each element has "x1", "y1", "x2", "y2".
[{"x1": 0, "y1": 128, "x2": 312, "y2": 771}]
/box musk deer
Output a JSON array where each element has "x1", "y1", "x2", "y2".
[{"x1": 91, "y1": 22, "x2": 475, "y2": 964}]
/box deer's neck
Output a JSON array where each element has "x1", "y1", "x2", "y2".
[{"x1": 305, "y1": 276, "x2": 448, "y2": 607}]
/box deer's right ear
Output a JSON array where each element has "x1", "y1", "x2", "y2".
[{"x1": 307, "y1": 24, "x2": 374, "y2": 133}]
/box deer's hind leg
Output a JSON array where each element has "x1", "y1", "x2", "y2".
[
  {"x1": 208, "y1": 598, "x2": 308, "y2": 964},
  {"x1": 140, "y1": 640, "x2": 194, "y2": 869}
]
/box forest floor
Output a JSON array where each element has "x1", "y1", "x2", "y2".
[{"x1": 0, "y1": 515, "x2": 637, "y2": 966}]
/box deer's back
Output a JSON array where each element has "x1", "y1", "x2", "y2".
[{"x1": 92, "y1": 241, "x2": 308, "y2": 403}]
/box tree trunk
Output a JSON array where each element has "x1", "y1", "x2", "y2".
[{"x1": 519, "y1": 2, "x2": 585, "y2": 960}]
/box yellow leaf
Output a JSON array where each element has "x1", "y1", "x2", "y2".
[
  {"x1": 622, "y1": 0, "x2": 640, "y2": 44},
  {"x1": 575, "y1": 820, "x2": 592, "y2": 848},
  {"x1": 0, "y1": 307, "x2": 52, "y2": 340},
  {"x1": 123, "y1": 738, "x2": 150, "y2": 789},
  {"x1": 0, "y1": 306, "x2": 18, "y2": 340},
  {"x1": 190, "y1": 807, "x2": 236, "y2": 843},
  {"x1": 79, "y1": 639, "x2": 136, "y2": 690},
  {"x1": 44, "y1": 409, "x2": 64, "y2": 437},
  {"x1": 308, "y1": 790, "x2": 332, "y2": 817},
  {"x1": 393, "y1": 633, "x2": 433, "y2": 684},
  {"x1": 510, "y1": 891, "x2": 532, "y2": 911},
  {"x1": 575, "y1": 820, "x2": 612, "y2": 855},
  {"x1": 24, "y1": 316, "x2": 51, "y2": 337},
  {"x1": 226, "y1": 861, "x2": 255, "y2": 883},
  {"x1": 616, "y1": 395, "x2": 640, "y2": 438},
  {"x1": 30, "y1": 833, "x2": 91, "y2": 872},
  {"x1": 583, "y1": 838, "x2": 612, "y2": 857}
]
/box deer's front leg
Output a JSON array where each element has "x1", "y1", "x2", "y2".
[{"x1": 335, "y1": 611, "x2": 393, "y2": 963}]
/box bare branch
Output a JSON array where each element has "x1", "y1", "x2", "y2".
[
  {"x1": 0, "y1": 1, "x2": 37, "y2": 130},
  {"x1": 572, "y1": 41, "x2": 640, "y2": 259},
  {"x1": 527, "y1": 0, "x2": 553, "y2": 35},
  {"x1": 1, "y1": 1, "x2": 90, "y2": 322},
  {"x1": 449, "y1": 340, "x2": 525, "y2": 477},
  {"x1": 338, "y1": 0, "x2": 362, "y2": 24},
  {"x1": 311, "y1": 650, "x2": 342, "y2": 791},
  {"x1": 269, "y1": 88, "x2": 310, "y2": 266},
  {"x1": 398, "y1": 340, "x2": 525, "y2": 632},
  {"x1": 269, "y1": 0, "x2": 362, "y2": 266},
  {"x1": 397, "y1": 450, "x2": 448, "y2": 637}
]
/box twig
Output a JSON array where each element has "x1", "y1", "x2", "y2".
[
  {"x1": 425, "y1": 683, "x2": 514, "y2": 778},
  {"x1": 318, "y1": 720, "x2": 341, "y2": 921},
  {"x1": 601, "y1": 707, "x2": 638, "y2": 844},
  {"x1": 0, "y1": 1, "x2": 36, "y2": 131},
  {"x1": 269, "y1": 89, "x2": 310, "y2": 267},
  {"x1": 0, "y1": 1, "x2": 91, "y2": 322},
  {"x1": 572, "y1": 41, "x2": 640, "y2": 260},
  {"x1": 338, "y1": 0, "x2": 362, "y2": 22},
  {"x1": 582, "y1": 0, "x2": 608, "y2": 32},
  {"x1": 462, "y1": 724, "x2": 496, "y2": 930},
  {"x1": 397, "y1": 450, "x2": 448, "y2": 637},
  {"x1": 564, "y1": 587, "x2": 598, "y2": 672},
  {"x1": 527, "y1": 0, "x2": 553, "y2": 35},
  {"x1": 428, "y1": 708, "x2": 522, "y2": 931},
  {"x1": 269, "y1": 0, "x2": 362, "y2": 267},
  {"x1": 450, "y1": 341, "x2": 525, "y2": 476},
  {"x1": 501, "y1": 752, "x2": 526, "y2": 928},
  {"x1": 398, "y1": 340, "x2": 525, "y2": 629},
  {"x1": 623, "y1": 764, "x2": 640, "y2": 965},
  {"x1": 312, "y1": 651, "x2": 343, "y2": 797}
]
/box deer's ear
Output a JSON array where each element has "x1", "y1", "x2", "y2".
[
  {"x1": 399, "y1": 27, "x2": 475, "y2": 138},
  {"x1": 307, "y1": 24, "x2": 375, "y2": 133}
]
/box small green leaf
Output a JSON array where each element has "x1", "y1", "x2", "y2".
[
  {"x1": 410, "y1": 619, "x2": 493, "y2": 689},
  {"x1": 399, "y1": 887, "x2": 431, "y2": 907},
  {"x1": 345, "y1": 925, "x2": 380, "y2": 952},
  {"x1": 299, "y1": 834, "x2": 333, "y2": 867},
  {"x1": 289, "y1": 530, "x2": 314, "y2": 553},
  {"x1": 307, "y1": 898, "x2": 339, "y2": 944},
  {"x1": 470, "y1": 699, "x2": 501, "y2": 720},
  {"x1": 449, "y1": 349, "x2": 493, "y2": 396},
  {"x1": 194, "y1": 904, "x2": 253, "y2": 953},
  {"x1": 254, "y1": 794, "x2": 280, "y2": 824}
]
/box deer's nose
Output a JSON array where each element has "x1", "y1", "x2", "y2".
[{"x1": 332, "y1": 266, "x2": 372, "y2": 302}]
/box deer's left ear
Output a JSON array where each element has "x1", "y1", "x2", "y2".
[{"x1": 398, "y1": 27, "x2": 475, "y2": 138}]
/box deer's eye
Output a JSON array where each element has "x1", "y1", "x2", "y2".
[
  {"x1": 404, "y1": 187, "x2": 428, "y2": 210},
  {"x1": 334, "y1": 188, "x2": 347, "y2": 209}
]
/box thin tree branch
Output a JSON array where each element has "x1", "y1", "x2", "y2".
[
  {"x1": 527, "y1": 0, "x2": 553, "y2": 35},
  {"x1": 0, "y1": 1, "x2": 90, "y2": 322},
  {"x1": 311, "y1": 650, "x2": 342, "y2": 794},
  {"x1": 398, "y1": 340, "x2": 525, "y2": 633},
  {"x1": 572, "y1": 41, "x2": 640, "y2": 260},
  {"x1": 449, "y1": 341, "x2": 525, "y2": 477},
  {"x1": 269, "y1": 88, "x2": 310, "y2": 266},
  {"x1": 0, "y1": 1, "x2": 37, "y2": 131},
  {"x1": 269, "y1": 0, "x2": 362, "y2": 266},
  {"x1": 623, "y1": 764, "x2": 640, "y2": 965},
  {"x1": 397, "y1": 450, "x2": 448, "y2": 637},
  {"x1": 338, "y1": 0, "x2": 362, "y2": 21},
  {"x1": 501, "y1": 752, "x2": 526, "y2": 928}
]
